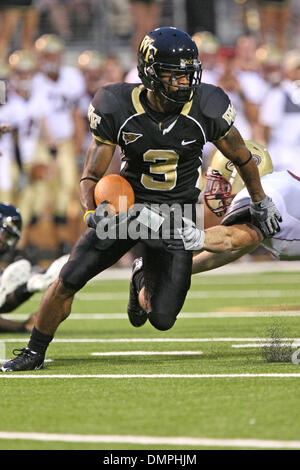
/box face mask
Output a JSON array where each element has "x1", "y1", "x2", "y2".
[{"x1": 0, "y1": 227, "x2": 18, "y2": 253}]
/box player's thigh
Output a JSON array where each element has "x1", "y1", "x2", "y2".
[{"x1": 60, "y1": 229, "x2": 137, "y2": 290}]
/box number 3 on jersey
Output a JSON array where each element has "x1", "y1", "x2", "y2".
[{"x1": 141, "y1": 150, "x2": 179, "y2": 191}]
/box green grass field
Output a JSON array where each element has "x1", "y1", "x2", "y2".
[{"x1": 1, "y1": 270, "x2": 300, "y2": 450}]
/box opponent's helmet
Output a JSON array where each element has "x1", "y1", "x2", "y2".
[
  {"x1": 204, "y1": 140, "x2": 273, "y2": 217},
  {"x1": 137, "y1": 27, "x2": 202, "y2": 104},
  {"x1": 0, "y1": 204, "x2": 22, "y2": 254}
]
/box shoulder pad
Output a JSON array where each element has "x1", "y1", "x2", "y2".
[
  {"x1": 221, "y1": 197, "x2": 251, "y2": 226},
  {"x1": 92, "y1": 84, "x2": 123, "y2": 114},
  {"x1": 199, "y1": 84, "x2": 231, "y2": 120}
]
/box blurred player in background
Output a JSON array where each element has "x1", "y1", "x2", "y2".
[
  {"x1": 192, "y1": 31, "x2": 221, "y2": 86},
  {"x1": 260, "y1": 49, "x2": 300, "y2": 174},
  {"x1": 3, "y1": 50, "x2": 51, "y2": 249},
  {"x1": 0, "y1": 62, "x2": 15, "y2": 204},
  {"x1": 76, "y1": 50, "x2": 122, "y2": 177},
  {"x1": 33, "y1": 34, "x2": 86, "y2": 253}
]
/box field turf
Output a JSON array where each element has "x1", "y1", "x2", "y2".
[{"x1": 1, "y1": 270, "x2": 300, "y2": 450}]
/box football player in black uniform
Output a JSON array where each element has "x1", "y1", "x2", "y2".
[
  {"x1": 0, "y1": 203, "x2": 69, "y2": 333},
  {"x1": 2, "y1": 27, "x2": 281, "y2": 372}
]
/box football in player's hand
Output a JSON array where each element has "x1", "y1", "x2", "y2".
[{"x1": 94, "y1": 174, "x2": 135, "y2": 214}]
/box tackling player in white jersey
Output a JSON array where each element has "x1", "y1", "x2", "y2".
[{"x1": 176, "y1": 141, "x2": 300, "y2": 272}]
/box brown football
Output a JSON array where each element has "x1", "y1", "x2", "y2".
[{"x1": 94, "y1": 174, "x2": 135, "y2": 214}]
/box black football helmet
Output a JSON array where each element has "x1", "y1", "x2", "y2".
[
  {"x1": 0, "y1": 203, "x2": 22, "y2": 254},
  {"x1": 137, "y1": 27, "x2": 202, "y2": 104}
]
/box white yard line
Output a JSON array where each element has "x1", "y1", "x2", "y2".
[
  {"x1": 1, "y1": 373, "x2": 300, "y2": 379},
  {"x1": 75, "y1": 290, "x2": 300, "y2": 301},
  {"x1": 1, "y1": 337, "x2": 300, "y2": 343},
  {"x1": 90, "y1": 351, "x2": 203, "y2": 356},
  {"x1": 192, "y1": 277, "x2": 300, "y2": 285},
  {"x1": 0, "y1": 431, "x2": 299, "y2": 449},
  {"x1": 92, "y1": 262, "x2": 300, "y2": 280},
  {"x1": 5, "y1": 311, "x2": 300, "y2": 321}
]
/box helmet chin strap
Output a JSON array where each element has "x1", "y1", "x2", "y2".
[{"x1": 157, "y1": 81, "x2": 193, "y2": 104}]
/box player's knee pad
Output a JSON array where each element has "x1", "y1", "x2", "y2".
[{"x1": 148, "y1": 311, "x2": 176, "y2": 331}]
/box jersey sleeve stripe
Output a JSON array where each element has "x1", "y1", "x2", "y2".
[
  {"x1": 92, "y1": 133, "x2": 116, "y2": 146},
  {"x1": 214, "y1": 128, "x2": 231, "y2": 141}
]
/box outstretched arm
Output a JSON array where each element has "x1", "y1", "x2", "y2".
[
  {"x1": 192, "y1": 223, "x2": 263, "y2": 274},
  {"x1": 203, "y1": 223, "x2": 263, "y2": 253}
]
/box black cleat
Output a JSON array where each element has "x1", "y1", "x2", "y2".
[
  {"x1": 1, "y1": 348, "x2": 44, "y2": 372},
  {"x1": 127, "y1": 257, "x2": 147, "y2": 327}
]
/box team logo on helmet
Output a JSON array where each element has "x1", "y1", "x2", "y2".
[
  {"x1": 251, "y1": 153, "x2": 262, "y2": 166},
  {"x1": 139, "y1": 35, "x2": 157, "y2": 63},
  {"x1": 225, "y1": 161, "x2": 235, "y2": 172},
  {"x1": 122, "y1": 132, "x2": 143, "y2": 145}
]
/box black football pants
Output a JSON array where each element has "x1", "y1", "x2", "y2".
[{"x1": 60, "y1": 229, "x2": 193, "y2": 330}]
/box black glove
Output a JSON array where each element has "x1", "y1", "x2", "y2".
[
  {"x1": 85, "y1": 201, "x2": 109, "y2": 229},
  {"x1": 250, "y1": 195, "x2": 282, "y2": 238},
  {"x1": 85, "y1": 201, "x2": 136, "y2": 248}
]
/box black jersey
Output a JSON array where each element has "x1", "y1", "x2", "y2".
[{"x1": 88, "y1": 82, "x2": 236, "y2": 204}]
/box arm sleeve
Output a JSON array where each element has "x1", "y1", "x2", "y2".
[{"x1": 88, "y1": 86, "x2": 119, "y2": 146}]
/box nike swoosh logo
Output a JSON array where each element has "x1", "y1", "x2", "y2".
[{"x1": 181, "y1": 139, "x2": 197, "y2": 146}]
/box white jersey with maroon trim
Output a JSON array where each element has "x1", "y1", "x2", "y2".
[{"x1": 230, "y1": 170, "x2": 300, "y2": 260}]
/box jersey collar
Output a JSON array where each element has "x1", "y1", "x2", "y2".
[
  {"x1": 131, "y1": 84, "x2": 194, "y2": 117},
  {"x1": 132, "y1": 85, "x2": 146, "y2": 115}
]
